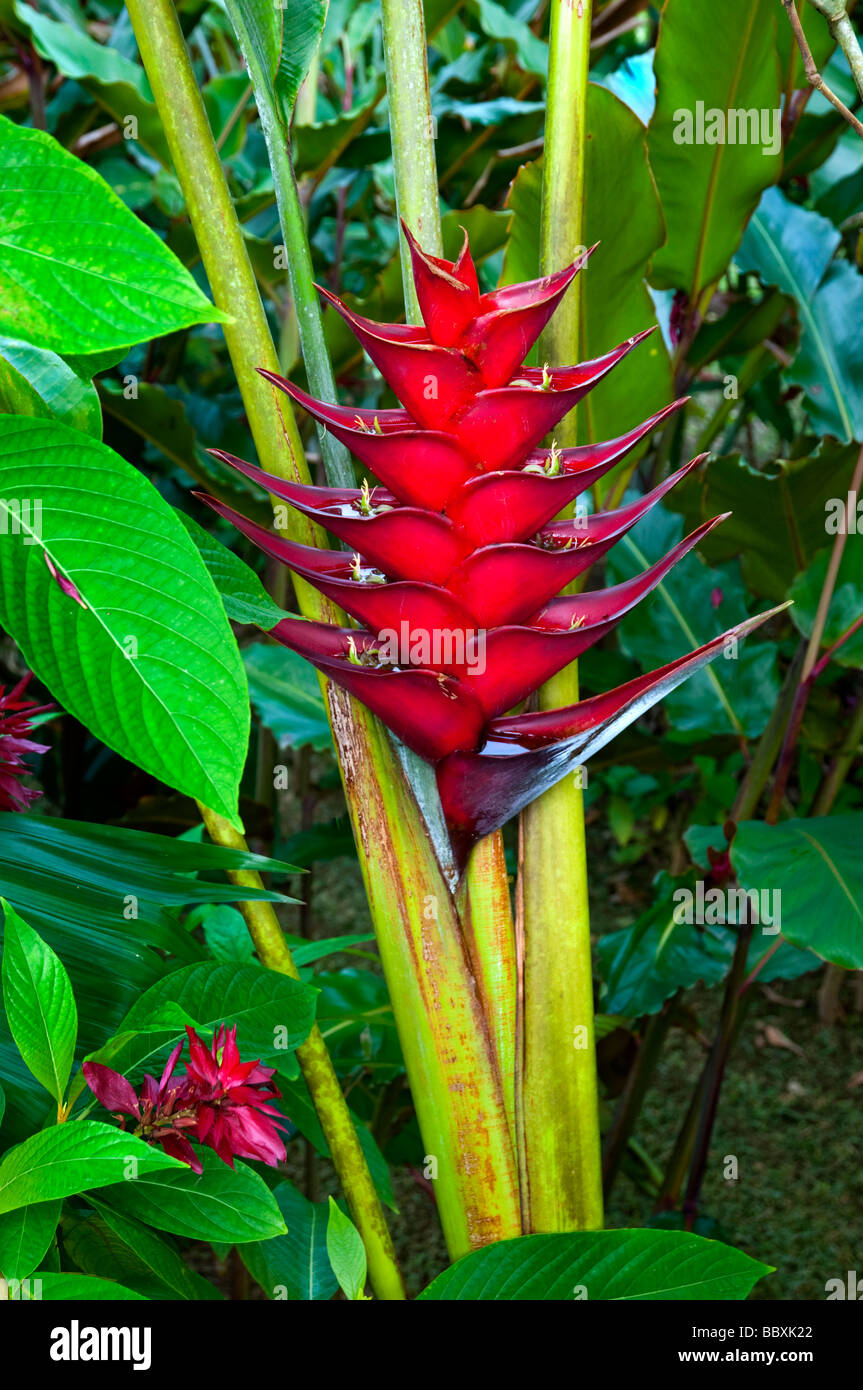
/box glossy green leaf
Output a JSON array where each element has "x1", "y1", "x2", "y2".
[
  {"x1": 648, "y1": 0, "x2": 782, "y2": 299},
  {"x1": 419, "y1": 1229, "x2": 773, "y2": 1300},
  {"x1": 0, "y1": 417, "x2": 249, "y2": 823},
  {"x1": 0, "y1": 1120, "x2": 183, "y2": 1215},
  {"x1": 0, "y1": 1198, "x2": 62, "y2": 1280},
  {"x1": 241, "y1": 1180, "x2": 338, "y2": 1301},
  {"x1": 0, "y1": 116, "x2": 224, "y2": 355},
  {"x1": 737, "y1": 187, "x2": 863, "y2": 441},
  {"x1": 0, "y1": 337, "x2": 101, "y2": 437},
  {"x1": 189, "y1": 903, "x2": 256, "y2": 963},
  {"x1": 12, "y1": 3, "x2": 170, "y2": 163},
  {"x1": 64, "y1": 1202, "x2": 221, "y2": 1300},
  {"x1": 788, "y1": 525, "x2": 863, "y2": 668},
  {"x1": 466, "y1": 0, "x2": 548, "y2": 80},
  {"x1": 606, "y1": 501, "x2": 781, "y2": 737},
  {"x1": 101, "y1": 1147, "x2": 287, "y2": 1243},
  {"x1": 731, "y1": 817, "x2": 863, "y2": 968},
  {"x1": 666, "y1": 441, "x2": 859, "y2": 600},
  {"x1": 224, "y1": 0, "x2": 327, "y2": 130},
  {"x1": 17, "y1": 1272, "x2": 146, "y2": 1300},
  {"x1": 502, "y1": 85, "x2": 671, "y2": 455},
  {"x1": 179, "y1": 512, "x2": 285, "y2": 630},
  {"x1": 326, "y1": 1196, "x2": 367, "y2": 1300},
  {"x1": 94, "y1": 960, "x2": 316, "y2": 1084},
  {"x1": 244, "y1": 644, "x2": 332, "y2": 750},
  {"x1": 1, "y1": 901, "x2": 77, "y2": 1103}
]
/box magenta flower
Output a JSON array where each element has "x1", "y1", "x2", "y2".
[
  {"x1": 0, "y1": 673, "x2": 52, "y2": 812},
  {"x1": 184, "y1": 1025, "x2": 288, "y2": 1169},
  {"x1": 83, "y1": 1026, "x2": 288, "y2": 1173},
  {"x1": 84, "y1": 1042, "x2": 202, "y2": 1172}
]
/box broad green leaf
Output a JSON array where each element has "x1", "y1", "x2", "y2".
[
  {"x1": 0, "y1": 815, "x2": 295, "y2": 1142},
  {"x1": 0, "y1": 417, "x2": 249, "y2": 823},
  {"x1": 502, "y1": 85, "x2": 671, "y2": 456},
  {"x1": 12, "y1": 3, "x2": 170, "y2": 163},
  {"x1": 466, "y1": 0, "x2": 548, "y2": 80},
  {"x1": 178, "y1": 512, "x2": 285, "y2": 630},
  {"x1": 606, "y1": 502, "x2": 780, "y2": 737},
  {"x1": 737, "y1": 187, "x2": 863, "y2": 441},
  {"x1": 241, "y1": 1181, "x2": 338, "y2": 1301},
  {"x1": 244, "y1": 644, "x2": 333, "y2": 750},
  {"x1": 731, "y1": 817, "x2": 863, "y2": 968},
  {"x1": 97, "y1": 960, "x2": 316, "y2": 1083},
  {"x1": 419, "y1": 1229, "x2": 773, "y2": 1300},
  {"x1": 326, "y1": 1196, "x2": 367, "y2": 1300},
  {"x1": 0, "y1": 1120, "x2": 183, "y2": 1215},
  {"x1": 0, "y1": 116, "x2": 224, "y2": 355},
  {"x1": 290, "y1": 933, "x2": 375, "y2": 967},
  {"x1": 789, "y1": 546, "x2": 863, "y2": 669},
  {"x1": 0, "y1": 1199, "x2": 62, "y2": 1280},
  {"x1": 0, "y1": 337, "x2": 101, "y2": 437},
  {"x1": 1, "y1": 901, "x2": 77, "y2": 1103},
  {"x1": 598, "y1": 872, "x2": 818, "y2": 1018},
  {"x1": 648, "y1": 0, "x2": 782, "y2": 299},
  {"x1": 188, "y1": 903, "x2": 257, "y2": 963},
  {"x1": 101, "y1": 1148, "x2": 287, "y2": 1243},
  {"x1": 64, "y1": 1202, "x2": 221, "y2": 1300},
  {"x1": 101, "y1": 383, "x2": 273, "y2": 525},
  {"x1": 16, "y1": 1272, "x2": 146, "y2": 1300},
  {"x1": 666, "y1": 441, "x2": 859, "y2": 600}
]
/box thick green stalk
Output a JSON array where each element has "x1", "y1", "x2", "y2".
[
  {"x1": 125, "y1": 0, "x2": 404, "y2": 1300},
  {"x1": 326, "y1": 691, "x2": 521, "y2": 1256},
  {"x1": 518, "y1": 0, "x2": 604, "y2": 1233},
  {"x1": 383, "y1": 0, "x2": 519, "y2": 1145},
  {"x1": 381, "y1": 0, "x2": 443, "y2": 312},
  {"x1": 127, "y1": 0, "x2": 520, "y2": 1261},
  {"x1": 223, "y1": 1, "x2": 353, "y2": 488}
]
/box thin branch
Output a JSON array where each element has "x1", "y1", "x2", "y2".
[
  {"x1": 808, "y1": 0, "x2": 863, "y2": 104},
  {"x1": 781, "y1": 0, "x2": 863, "y2": 138}
]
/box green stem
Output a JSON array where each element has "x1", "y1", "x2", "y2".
[
  {"x1": 125, "y1": 0, "x2": 404, "y2": 1300},
  {"x1": 379, "y1": 0, "x2": 522, "y2": 1241},
  {"x1": 223, "y1": 1, "x2": 354, "y2": 489},
  {"x1": 518, "y1": 0, "x2": 603, "y2": 1234},
  {"x1": 381, "y1": 0, "x2": 443, "y2": 312},
  {"x1": 198, "y1": 808, "x2": 405, "y2": 1300}
]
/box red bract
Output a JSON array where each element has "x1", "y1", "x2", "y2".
[
  {"x1": 199, "y1": 227, "x2": 781, "y2": 872},
  {"x1": 83, "y1": 1027, "x2": 288, "y2": 1173},
  {"x1": 84, "y1": 1044, "x2": 202, "y2": 1172},
  {"x1": 184, "y1": 1024, "x2": 288, "y2": 1169},
  {"x1": 0, "y1": 673, "x2": 53, "y2": 812}
]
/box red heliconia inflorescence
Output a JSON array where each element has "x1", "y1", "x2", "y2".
[
  {"x1": 83, "y1": 1025, "x2": 288, "y2": 1173},
  {"x1": 200, "y1": 227, "x2": 778, "y2": 870}
]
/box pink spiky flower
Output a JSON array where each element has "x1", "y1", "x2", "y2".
[
  {"x1": 0, "y1": 673, "x2": 52, "y2": 812},
  {"x1": 83, "y1": 1027, "x2": 288, "y2": 1173}
]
